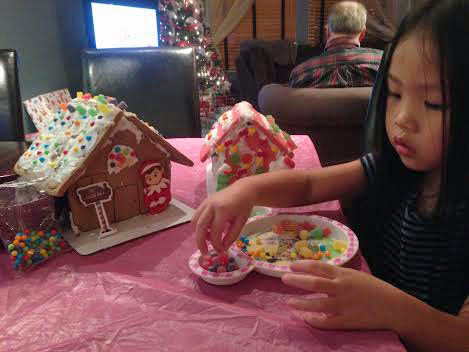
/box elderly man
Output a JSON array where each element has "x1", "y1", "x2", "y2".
[{"x1": 289, "y1": 1, "x2": 383, "y2": 88}]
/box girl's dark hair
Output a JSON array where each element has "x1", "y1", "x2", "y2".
[
  {"x1": 370, "y1": 0, "x2": 469, "y2": 221},
  {"x1": 364, "y1": 0, "x2": 469, "y2": 312}
]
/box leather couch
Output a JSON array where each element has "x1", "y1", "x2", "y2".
[{"x1": 258, "y1": 84, "x2": 371, "y2": 166}]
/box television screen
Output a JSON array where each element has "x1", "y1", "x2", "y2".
[{"x1": 90, "y1": 2, "x2": 158, "y2": 49}]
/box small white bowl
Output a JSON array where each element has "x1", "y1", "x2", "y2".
[{"x1": 189, "y1": 247, "x2": 255, "y2": 285}]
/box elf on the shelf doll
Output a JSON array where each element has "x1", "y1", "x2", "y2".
[{"x1": 140, "y1": 160, "x2": 171, "y2": 214}]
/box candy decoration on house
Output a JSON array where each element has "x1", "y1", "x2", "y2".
[
  {"x1": 158, "y1": 0, "x2": 230, "y2": 97},
  {"x1": 108, "y1": 145, "x2": 138, "y2": 175},
  {"x1": 140, "y1": 160, "x2": 171, "y2": 214},
  {"x1": 15, "y1": 93, "x2": 194, "y2": 235},
  {"x1": 201, "y1": 101, "x2": 297, "y2": 192}
]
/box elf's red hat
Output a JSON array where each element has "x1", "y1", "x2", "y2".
[{"x1": 139, "y1": 160, "x2": 162, "y2": 175}]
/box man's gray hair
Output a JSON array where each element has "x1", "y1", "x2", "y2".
[{"x1": 328, "y1": 1, "x2": 367, "y2": 35}]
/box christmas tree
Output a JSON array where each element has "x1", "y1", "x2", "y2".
[{"x1": 158, "y1": 0, "x2": 230, "y2": 97}]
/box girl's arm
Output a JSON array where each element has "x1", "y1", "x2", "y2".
[
  {"x1": 282, "y1": 261, "x2": 469, "y2": 352},
  {"x1": 241, "y1": 158, "x2": 367, "y2": 208},
  {"x1": 193, "y1": 159, "x2": 368, "y2": 253},
  {"x1": 394, "y1": 295, "x2": 469, "y2": 352}
]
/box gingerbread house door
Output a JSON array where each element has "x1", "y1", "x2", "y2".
[{"x1": 114, "y1": 185, "x2": 140, "y2": 222}]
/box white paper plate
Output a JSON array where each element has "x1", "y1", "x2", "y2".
[{"x1": 232, "y1": 214, "x2": 359, "y2": 278}]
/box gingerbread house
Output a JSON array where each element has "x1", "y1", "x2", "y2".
[
  {"x1": 15, "y1": 94, "x2": 193, "y2": 235},
  {"x1": 201, "y1": 101, "x2": 297, "y2": 192}
]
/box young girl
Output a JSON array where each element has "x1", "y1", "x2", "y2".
[{"x1": 192, "y1": 1, "x2": 469, "y2": 350}]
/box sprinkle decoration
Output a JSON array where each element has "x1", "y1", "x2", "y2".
[
  {"x1": 16, "y1": 93, "x2": 121, "y2": 186},
  {"x1": 107, "y1": 145, "x2": 138, "y2": 175}
]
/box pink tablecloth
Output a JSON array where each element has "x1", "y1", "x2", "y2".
[{"x1": 0, "y1": 136, "x2": 405, "y2": 352}]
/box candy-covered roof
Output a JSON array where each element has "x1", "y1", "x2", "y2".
[
  {"x1": 200, "y1": 101, "x2": 297, "y2": 162},
  {"x1": 15, "y1": 94, "x2": 193, "y2": 197}
]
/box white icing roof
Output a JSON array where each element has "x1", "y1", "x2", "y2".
[
  {"x1": 16, "y1": 95, "x2": 194, "y2": 196},
  {"x1": 16, "y1": 95, "x2": 122, "y2": 192}
]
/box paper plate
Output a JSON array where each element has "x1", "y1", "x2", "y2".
[
  {"x1": 232, "y1": 214, "x2": 359, "y2": 278},
  {"x1": 189, "y1": 247, "x2": 256, "y2": 285}
]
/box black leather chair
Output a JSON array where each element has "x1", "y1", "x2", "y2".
[
  {"x1": 0, "y1": 49, "x2": 23, "y2": 141},
  {"x1": 82, "y1": 47, "x2": 201, "y2": 137}
]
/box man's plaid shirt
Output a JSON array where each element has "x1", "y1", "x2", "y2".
[{"x1": 289, "y1": 38, "x2": 383, "y2": 88}]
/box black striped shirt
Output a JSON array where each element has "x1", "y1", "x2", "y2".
[{"x1": 360, "y1": 153, "x2": 468, "y2": 314}]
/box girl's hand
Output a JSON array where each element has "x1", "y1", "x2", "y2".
[
  {"x1": 192, "y1": 179, "x2": 254, "y2": 255},
  {"x1": 282, "y1": 260, "x2": 407, "y2": 330}
]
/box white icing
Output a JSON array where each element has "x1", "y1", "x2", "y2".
[
  {"x1": 149, "y1": 138, "x2": 170, "y2": 157},
  {"x1": 111, "y1": 114, "x2": 143, "y2": 144},
  {"x1": 70, "y1": 212, "x2": 80, "y2": 234},
  {"x1": 156, "y1": 144, "x2": 169, "y2": 157},
  {"x1": 211, "y1": 152, "x2": 224, "y2": 176},
  {"x1": 16, "y1": 95, "x2": 121, "y2": 192},
  {"x1": 258, "y1": 114, "x2": 271, "y2": 129},
  {"x1": 236, "y1": 101, "x2": 255, "y2": 120},
  {"x1": 102, "y1": 139, "x2": 112, "y2": 149},
  {"x1": 268, "y1": 156, "x2": 288, "y2": 171}
]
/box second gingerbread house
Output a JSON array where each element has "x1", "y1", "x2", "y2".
[{"x1": 201, "y1": 101, "x2": 297, "y2": 192}]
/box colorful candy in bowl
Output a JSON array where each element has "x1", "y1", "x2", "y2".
[
  {"x1": 233, "y1": 214, "x2": 359, "y2": 278},
  {"x1": 189, "y1": 247, "x2": 255, "y2": 285}
]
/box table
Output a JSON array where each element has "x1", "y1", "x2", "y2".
[{"x1": 0, "y1": 136, "x2": 405, "y2": 351}]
